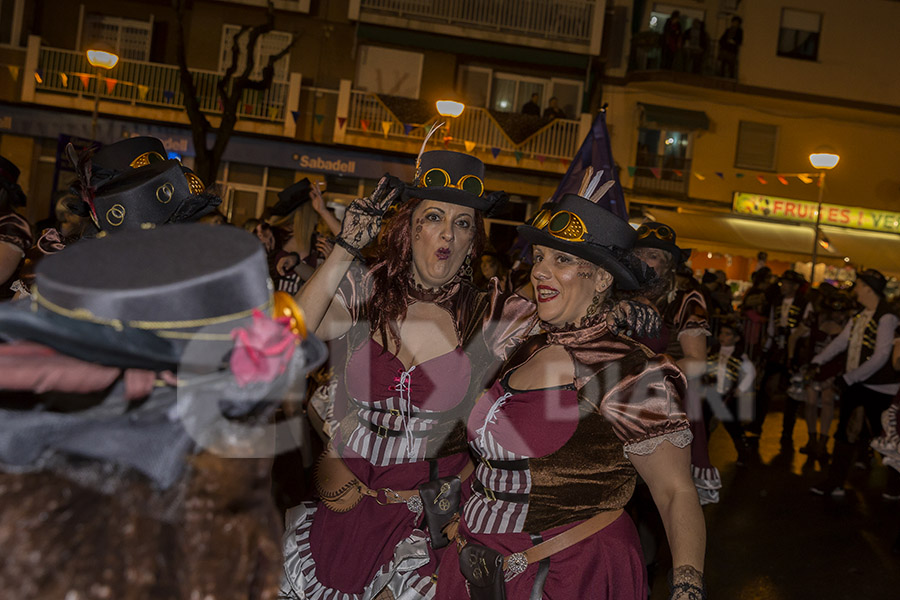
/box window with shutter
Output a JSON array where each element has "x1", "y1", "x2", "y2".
[
  {"x1": 82, "y1": 14, "x2": 152, "y2": 62},
  {"x1": 734, "y1": 121, "x2": 778, "y2": 171}
]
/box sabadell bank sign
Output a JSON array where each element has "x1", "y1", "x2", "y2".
[{"x1": 293, "y1": 153, "x2": 356, "y2": 174}]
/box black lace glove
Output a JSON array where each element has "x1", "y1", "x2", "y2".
[
  {"x1": 669, "y1": 565, "x2": 707, "y2": 600},
  {"x1": 607, "y1": 300, "x2": 662, "y2": 339},
  {"x1": 336, "y1": 174, "x2": 405, "y2": 259}
]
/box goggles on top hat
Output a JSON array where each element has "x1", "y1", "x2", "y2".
[
  {"x1": 528, "y1": 208, "x2": 589, "y2": 243},
  {"x1": 637, "y1": 223, "x2": 675, "y2": 243},
  {"x1": 420, "y1": 167, "x2": 484, "y2": 197}
]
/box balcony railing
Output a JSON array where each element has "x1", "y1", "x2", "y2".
[
  {"x1": 360, "y1": 0, "x2": 595, "y2": 44},
  {"x1": 345, "y1": 90, "x2": 580, "y2": 161},
  {"x1": 35, "y1": 46, "x2": 288, "y2": 121},
  {"x1": 628, "y1": 30, "x2": 738, "y2": 79},
  {"x1": 633, "y1": 155, "x2": 692, "y2": 196}
]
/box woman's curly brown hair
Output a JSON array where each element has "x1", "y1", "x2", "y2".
[{"x1": 364, "y1": 197, "x2": 486, "y2": 351}]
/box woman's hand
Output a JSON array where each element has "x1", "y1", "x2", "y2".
[
  {"x1": 336, "y1": 174, "x2": 405, "y2": 256},
  {"x1": 311, "y1": 183, "x2": 326, "y2": 215},
  {"x1": 607, "y1": 298, "x2": 661, "y2": 339}
]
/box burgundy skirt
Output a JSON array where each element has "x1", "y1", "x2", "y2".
[{"x1": 434, "y1": 511, "x2": 647, "y2": 600}]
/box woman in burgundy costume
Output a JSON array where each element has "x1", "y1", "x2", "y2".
[
  {"x1": 633, "y1": 223, "x2": 721, "y2": 504},
  {"x1": 281, "y1": 148, "x2": 537, "y2": 600},
  {"x1": 435, "y1": 185, "x2": 706, "y2": 599}
]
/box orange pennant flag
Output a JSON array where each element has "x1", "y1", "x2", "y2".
[
  {"x1": 757, "y1": 175, "x2": 767, "y2": 184},
  {"x1": 105, "y1": 78, "x2": 117, "y2": 94},
  {"x1": 797, "y1": 174, "x2": 813, "y2": 184},
  {"x1": 464, "y1": 140, "x2": 476, "y2": 152},
  {"x1": 59, "y1": 73, "x2": 68, "y2": 87},
  {"x1": 381, "y1": 120, "x2": 392, "y2": 138},
  {"x1": 360, "y1": 119, "x2": 369, "y2": 131},
  {"x1": 694, "y1": 172, "x2": 706, "y2": 181},
  {"x1": 78, "y1": 73, "x2": 91, "y2": 89},
  {"x1": 777, "y1": 175, "x2": 789, "y2": 185}
]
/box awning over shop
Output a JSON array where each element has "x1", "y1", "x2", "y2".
[
  {"x1": 637, "y1": 209, "x2": 900, "y2": 276},
  {"x1": 818, "y1": 226, "x2": 900, "y2": 277},
  {"x1": 639, "y1": 103, "x2": 710, "y2": 131},
  {"x1": 637, "y1": 209, "x2": 820, "y2": 264}
]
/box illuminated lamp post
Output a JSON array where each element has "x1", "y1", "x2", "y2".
[
  {"x1": 808, "y1": 149, "x2": 840, "y2": 285},
  {"x1": 435, "y1": 100, "x2": 465, "y2": 148},
  {"x1": 86, "y1": 45, "x2": 120, "y2": 139}
]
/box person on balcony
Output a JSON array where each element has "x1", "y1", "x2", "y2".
[
  {"x1": 718, "y1": 16, "x2": 744, "y2": 78},
  {"x1": 660, "y1": 11, "x2": 683, "y2": 70},
  {"x1": 521, "y1": 93, "x2": 541, "y2": 116},
  {"x1": 683, "y1": 20, "x2": 709, "y2": 74},
  {"x1": 543, "y1": 96, "x2": 567, "y2": 120}
]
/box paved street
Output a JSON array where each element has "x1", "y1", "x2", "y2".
[{"x1": 657, "y1": 411, "x2": 900, "y2": 599}]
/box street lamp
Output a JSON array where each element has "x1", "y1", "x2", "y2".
[
  {"x1": 436, "y1": 100, "x2": 465, "y2": 118},
  {"x1": 86, "y1": 45, "x2": 120, "y2": 139},
  {"x1": 808, "y1": 149, "x2": 840, "y2": 285}
]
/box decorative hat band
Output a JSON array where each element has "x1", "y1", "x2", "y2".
[{"x1": 31, "y1": 287, "x2": 283, "y2": 341}]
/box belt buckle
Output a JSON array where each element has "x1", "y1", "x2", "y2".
[
  {"x1": 483, "y1": 486, "x2": 497, "y2": 501},
  {"x1": 376, "y1": 425, "x2": 389, "y2": 438},
  {"x1": 389, "y1": 408, "x2": 400, "y2": 416},
  {"x1": 375, "y1": 487, "x2": 400, "y2": 505}
]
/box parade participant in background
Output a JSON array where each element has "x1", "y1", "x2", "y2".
[
  {"x1": 811, "y1": 269, "x2": 899, "y2": 497},
  {"x1": 739, "y1": 266, "x2": 774, "y2": 362},
  {"x1": 702, "y1": 318, "x2": 755, "y2": 465},
  {"x1": 791, "y1": 292, "x2": 853, "y2": 459},
  {"x1": 0, "y1": 224, "x2": 327, "y2": 599},
  {"x1": 753, "y1": 269, "x2": 809, "y2": 442},
  {"x1": 67, "y1": 136, "x2": 221, "y2": 235},
  {"x1": 281, "y1": 144, "x2": 519, "y2": 600},
  {"x1": 435, "y1": 184, "x2": 705, "y2": 600},
  {"x1": 0, "y1": 155, "x2": 33, "y2": 300},
  {"x1": 632, "y1": 222, "x2": 720, "y2": 504}
]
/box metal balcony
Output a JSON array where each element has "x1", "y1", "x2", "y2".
[
  {"x1": 31, "y1": 45, "x2": 288, "y2": 122},
  {"x1": 339, "y1": 87, "x2": 584, "y2": 171},
  {"x1": 355, "y1": 0, "x2": 601, "y2": 53}
]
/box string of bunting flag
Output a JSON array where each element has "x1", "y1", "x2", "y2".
[
  {"x1": 334, "y1": 115, "x2": 573, "y2": 166},
  {"x1": 625, "y1": 165, "x2": 821, "y2": 185},
  {"x1": 26, "y1": 67, "x2": 286, "y2": 121}
]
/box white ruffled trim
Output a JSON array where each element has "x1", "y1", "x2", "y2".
[
  {"x1": 623, "y1": 428, "x2": 693, "y2": 457},
  {"x1": 677, "y1": 327, "x2": 711, "y2": 339},
  {"x1": 279, "y1": 503, "x2": 435, "y2": 600}
]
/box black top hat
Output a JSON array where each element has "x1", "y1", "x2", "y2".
[
  {"x1": 0, "y1": 155, "x2": 27, "y2": 206},
  {"x1": 856, "y1": 268, "x2": 887, "y2": 296},
  {"x1": 87, "y1": 160, "x2": 219, "y2": 232},
  {"x1": 92, "y1": 136, "x2": 169, "y2": 173},
  {"x1": 634, "y1": 221, "x2": 691, "y2": 263},
  {"x1": 517, "y1": 193, "x2": 644, "y2": 290},
  {"x1": 406, "y1": 150, "x2": 507, "y2": 216},
  {"x1": 270, "y1": 178, "x2": 312, "y2": 217},
  {"x1": 0, "y1": 224, "x2": 326, "y2": 373},
  {"x1": 779, "y1": 269, "x2": 806, "y2": 285}
]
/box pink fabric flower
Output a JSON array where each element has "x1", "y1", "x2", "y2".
[{"x1": 230, "y1": 309, "x2": 299, "y2": 387}]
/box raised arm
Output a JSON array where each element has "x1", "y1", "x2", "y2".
[
  {"x1": 310, "y1": 183, "x2": 342, "y2": 237},
  {"x1": 294, "y1": 175, "x2": 404, "y2": 339}
]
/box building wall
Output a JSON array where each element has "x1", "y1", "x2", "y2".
[
  {"x1": 740, "y1": 0, "x2": 900, "y2": 106},
  {"x1": 607, "y1": 82, "x2": 900, "y2": 213}
]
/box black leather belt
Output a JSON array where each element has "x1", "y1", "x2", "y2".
[
  {"x1": 473, "y1": 478, "x2": 530, "y2": 503},
  {"x1": 358, "y1": 416, "x2": 429, "y2": 439},
  {"x1": 475, "y1": 453, "x2": 529, "y2": 471}
]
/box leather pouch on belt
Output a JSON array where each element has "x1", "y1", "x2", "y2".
[
  {"x1": 314, "y1": 445, "x2": 364, "y2": 512},
  {"x1": 418, "y1": 475, "x2": 462, "y2": 549},
  {"x1": 458, "y1": 543, "x2": 506, "y2": 600}
]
